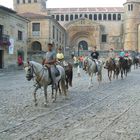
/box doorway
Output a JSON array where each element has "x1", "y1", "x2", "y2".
[{"x1": 78, "y1": 40, "x2": 88, "y2": 56}]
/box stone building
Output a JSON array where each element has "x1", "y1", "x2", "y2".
[
  {"x1": 20, "y1": 12, "x2": 66, "y2": 55},
  {"x1": 0, "y1": 5, "x2": 29, "y2": 69},
  {"x1": 13, "y1": 0, "x2": 140, "y2": 55}
]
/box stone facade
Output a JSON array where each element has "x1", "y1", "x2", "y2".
[
  {"x1": 0, "y1": 5, "x2": 29, "y2": 69},
  {"x1": 13, "y1": 0, "x2": 140, "y2": 54},
  {"x1": 13, "y1": 0, "x2": 47, "y2": 15},
  {"x1": 20, "y1": 12, "x2": 66, "y2": 55}
]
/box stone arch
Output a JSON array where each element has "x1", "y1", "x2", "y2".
[{"x1": 31, "y1": 41, "x2": 42, "y2": 51}]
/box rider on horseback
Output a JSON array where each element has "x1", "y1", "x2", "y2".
[
  {"x1": 42, "y1": 43, "x2": 57, "y2": 89},
  {"x1": 108, "y1": 48, "x2": 116, "y2": 64},
  {"x1": 56, "y1": 48, "x2": 64, "y2": 62},
  {"x1": 119, "y1": 49, "x2": 125, "y2": 58},
  {"x1": 90, "y1": 46, "x2": 99, "y2": 72},
  {"x1": 56, "y1": 48, "x2": 68, "y2": 67},
  {"x1": 105, "y1": 48, "x2": 116, "y2": 69},
  {"x1": 118, "y1": 49, "x2": 125, "y2": 63}
]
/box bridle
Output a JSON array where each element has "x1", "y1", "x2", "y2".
[{"x1": 26, "y1": 63, "x2": 45, "y2": 83}]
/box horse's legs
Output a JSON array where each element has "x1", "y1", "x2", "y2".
[
  {"x1": 58, "y1": 81, "x2": 62, "y2": 95},
  {"x1": 51, "y1": 86, "x2": 54, "y2": 99},
  {"x1": 33, "y1": 85, "x2": 39, "y2": 106},
  {"x1": 108, "y1": 70, "x2": 111, "y2": 82},
  {"x1": 88, "y1": 74, "x2": 93, "y2": 88},
  {"x1": 113, "y1": 69, "x2": 116, "y2": 79},
  {"x1": 69, "y1": 70, "x2": 73, "y2": 87},
  {"x1": 44, "y1": 85, "x2": 48, "y2": 106},
  {"x1": 54, "y1": 83, "x2": 58, "y2": 102},
  {"x1": 65, "y1": 76, "x2": 69, "y2": 89}
]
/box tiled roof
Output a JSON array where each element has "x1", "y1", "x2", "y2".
[{"x1": 48, "y1": 7, "x2": 124, "y2": 13}]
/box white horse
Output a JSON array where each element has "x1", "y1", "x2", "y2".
[
  {"x1": 83, "y1": 57, "x2": 103, "y2": 88},
  {"x1": 24, "y1": 61, "x2": 67, "y2": 106}
]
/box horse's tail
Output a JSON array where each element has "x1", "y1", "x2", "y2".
[{"x1": 60, "y1": 77, "x2": 67, "y2": 96}]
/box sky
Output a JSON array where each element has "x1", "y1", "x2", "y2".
[{"x1": 0, "y1": 0, "x2": 127, "y2": 9}]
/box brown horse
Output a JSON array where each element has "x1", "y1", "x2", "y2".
[
  {"x1": 133, "y1": 56, "x2": 139, "y2": 69},
  {"x1": 119, "y1": 57, "x2": 129, "y2": 79},
  {"x1": 57, "y1": 61, "x2": 73, "y2": 89},
  {"x1": 104, "y1": 58, "x2": 117, "y2": 82}
]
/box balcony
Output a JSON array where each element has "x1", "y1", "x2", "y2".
[
  {"x1": 32, "y1": 31, "x2": 40, "y2": 37},
  {"x1": 0, "y1": 34, "x2": 10, "y2": 46}
]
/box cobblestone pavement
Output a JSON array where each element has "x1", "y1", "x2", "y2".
[{"x1": 0, "y1": 67, "x2": 140, "y2": 140}]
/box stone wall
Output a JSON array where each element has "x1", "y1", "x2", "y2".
[{"x1": 0, "y1": 7, "x2": 28, "y2": 69}]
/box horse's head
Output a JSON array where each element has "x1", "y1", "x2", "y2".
[{"x1": 24, "y1": 61, "x2": 34, "y2": 81}]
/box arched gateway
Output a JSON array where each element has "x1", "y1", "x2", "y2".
[
  {"x1": 65, "y1": 18, "x2": 101, "y2": 55},
  {"x1": 31, "y1": 41, "x2": 42, "y2": 52}
]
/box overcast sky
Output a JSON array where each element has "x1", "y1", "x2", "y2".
[{"x1": 0, "y1": 0, "x2": 127, "y2": 9}]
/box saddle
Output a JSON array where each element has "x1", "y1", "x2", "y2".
[
  {"x1": 44, "y1": 65, "x2": 60, "y2": 83},
  {"x1": 91, "y1": 59, "x2": 98, "y2": 73}
]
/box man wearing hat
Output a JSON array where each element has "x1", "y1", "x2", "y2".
[{"x1": 42, "y1": 43, "x2": 57, "y2": 89}]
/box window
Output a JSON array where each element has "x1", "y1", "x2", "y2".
[
  {"x1": 32, "y1": 41, "x2": 42, "y2": 51},
  {"x1": 57, "y1": 29, "x2": 59, "y2": 41},
  {"x1": 128, "y1": 5, "x2": 131, "y2": 11},
  {"x1": 108, "y1": 14, "x2": 111, "y2": 20},
  {"x1": 56, "y1": 15, "x2": 59, "y2": 21},
  {"x1": 75, "y1": 14, "x2": 78, "y2": 19},
  {"x1": 94, "y1": 14, "x2": 97, "y2": 20},
  {"x1": 18, "y1": 31, "x2": 23, "y2": 40},
  {"x1": 113, "y1": 14, "x2": 116, "y2": 20},
  {"x1": 80, "y1": 14, "x2": 83, "y2": 18},
  {"x1": 28, "y1": 0, "x2": 31, "y2": 3},
  {"x1": 89, "y1": 14, "x2": 92, "y2": 20},
  {"x1": 65, "y1": 15, "x2": 69, "y2": 21},
  {"x1": 128, "y1": 4, "x2": 133, "y2": 11},
  {"x1": 59, "y1": 31, "x2": 61, "y2": 43},
  {"x1": 0, "y1": 25, "x2": 3, "y2": 39},
  {"x1": 131, "y1": 4, "x2": 133, "y2": 11},
  {"x1": 17, "y1": 0, "x2": 20, "y2": 4},
  {"x1": 53, "y1": 25, "x2": 55, "y2": 39},
  {"x1": 101, "y1": 34, "x2": 107, "y2": 43},
  {"x1": 103, "y1": 14, "x2": 107, "y2": 20},
  {"x1": 32, "y1": 23, "x2": 40, "y2": 31},
  {"x1": 34, "y1": 0, "x2": 37, "y2": 2},
  {"x1": 61, "y1": 15, "x2": 64, "y2": 21},
  {"x1": 70, "y1": 15, "x2": 73, "y2": 21},
  {"x1": 118, "y1": 14, "x2": 121, "y2": 20},
  {"x1": 84, "y1": 14, "x2": 88, "y2": 18},
  {"x1": 23, "y1": 0, "x2": 25, "y2": 3},
  {"x1": 52, "y1": 15, "x2": 55, "y2": 18},
  {"x1": 98, "y1": 14, "x2": 102, "y2": 20}
]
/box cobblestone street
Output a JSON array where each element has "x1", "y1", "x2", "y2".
[{"x1": 0, "y1": 67, "x2": 140, "y2": 140}]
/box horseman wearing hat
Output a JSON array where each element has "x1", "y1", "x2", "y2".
[
  {"x1": 42, "y1": 43, "x2": 57, "y2": 89},
  {"x1": 90, "y1": 46, "x2": 99, "y2": 72}
]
